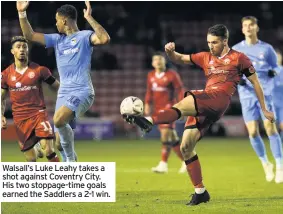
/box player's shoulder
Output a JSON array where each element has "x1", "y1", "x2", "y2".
[
  {"x1": 230, "y1": 49, "x2": 246, "y2": 58},
  {"x1": 232, "y1": 40, "x2": 245, "y2": 50},
  {"x1": 29, "y1": 62, "x2": 50, "y2": 73},
  {"x1": 147, "y1": 70, "x2": 155, "y2": 76},
  {"x1": 193, "y1": 51, "x2": 210, "y2": 56},
  {"x1": 78, "y1": 30, "x2": 94, "y2": 37},
  {"x1": 2, "y1": 64, "x2": 14, "y2": 75},
  {"x1": 166, "y1": 69, "x2": 178, "y2": 76},
  {"x1": 258, "y1": 40, "x2": 272, "y2": 48}
]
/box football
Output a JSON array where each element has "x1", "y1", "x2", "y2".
[{"x1": 120, "y1": 96, "x2": 144, "y2": 116}]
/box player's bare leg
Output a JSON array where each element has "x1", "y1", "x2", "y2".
[
  {"x1": 54, "y1": 106, "x2": 76, "y2": 162},
  {"x1": 171, "y1": 129, "x2": 186, "y2": 173},
  {"x1": 125, "y1": 95, "x2": 197, "y2": 132},
  {"x1": 246, "y1": 121, "x2": 274, "y2": 182},
  {"x1": 34, "y1": 142, "x2": 44, "y2": 159},
  {"x1": 40, "y1": 139, "x2": 60, "y2": 162},
  {"x1": 23, "y1": 148, "x2": 37, "y2": 162},
  {"x1": 181, "y1": 128, "x2": 210, "y2": 206},
  {"x1": 263, "y1": 120, "x2": 283, "y2": 183}
]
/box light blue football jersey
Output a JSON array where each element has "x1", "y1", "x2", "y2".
[
  {"x1": 44, "y1": 30, "x2": 95, "y2": 96},
  {"x1": 273, "y1": 66, "x2": 283, "y2": 107},
  {"x1": 233, "y1": 40, "x2": 280, "y2": 99}
]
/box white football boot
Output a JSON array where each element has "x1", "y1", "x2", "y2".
[
  {"x1": 275, "y1": 167, "x2": 283, "y2": 183},
  {"x1": 151, "y1": 161, "x2": 168, "y2": 173},
  {"x1": 178, "y1": 162, "x2": 187, "y2": 174},
  {"x1": 262, "y1": 162, "x2": 274, "y2": 182}
]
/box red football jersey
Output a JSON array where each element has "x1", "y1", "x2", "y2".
[
  {"x1": 145, "y1": 69, "x2": 184, "y2": 109},
  {"x1": 1, "y1": 62, "x2": 52, "y2": 122},
  {"x1": 190, "y1": 49, "x2": 255, "y2": 96}
]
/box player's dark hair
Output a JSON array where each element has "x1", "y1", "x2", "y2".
[
  {"x1": 241, "y1": 16, "x2": 258, "y2": 24},
  {"x1": 207, "y1": 24, "x2": 229, "y2": 40},
  {"x1": 152, "y1": 51, "x2": 165, "y2": 57},
  {"x1": 57, "y1": 4, "x2": 77, "y2": 21},
  {"x1": 11, "y1": 36, "x2": 28, "y2": 47}
]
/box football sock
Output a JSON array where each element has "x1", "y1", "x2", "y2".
[
  {"x1": 46, "y1": 152, "x2": 60, "y2": 162},
  {"x1": 152, "y1": 107, "x2": 181, "y2": 125},
  {"x1": 161, "y1": 142, "x2": 171, "y2": 162},
  {"x1": 268, "y1": 133, "x2": 283, "y2": 168},
  {"x1": 172, "y1": 141, "x2": 184, "y2": 160},
  {"x1": 249, "y1": 136, "x2": 268, "y2": 163},
  {"x1": 58, "y1": 124, "x2": 76, "y2": 162},
  {"x1": 280, "y1": 130, "x2": 283, "y2": 141},
  {"x1": 185, "y1": 155, "x2": 204, "y2": 189}
]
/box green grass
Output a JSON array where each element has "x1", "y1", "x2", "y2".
[{"x1": 1, "y1": 138, "x2": 283, "y2": 214}]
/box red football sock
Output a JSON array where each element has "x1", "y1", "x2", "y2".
[
  {"x1": 172, "y1": 141, "x2": 184, "y2": 160},
  {"x1": 185, "y1": 155, "x2": 204, "y2": 188},
  {"x1": 152, "y1": 107, "x2": 181, "y2": 125},
  {"x1": 47, "y1": 152, "x2": 60, "y2": 162},
  {"x1": 161, "y1": 142, "x2": 171, "y2": 162}
]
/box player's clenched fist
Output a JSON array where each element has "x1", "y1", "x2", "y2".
[
  {"x1": 165, "y1": 42, "x2": 175, "y2": 53},
  {"x1": 1, "y1": 116, "x2": 7, "y2": 130},
  {"x1": 16, "y1": 1, "x2": 30, "y2": 12}
]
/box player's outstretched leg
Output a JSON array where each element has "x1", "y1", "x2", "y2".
[
  {"x1": 170, "y1": 129, "x2": 186, "y2": 173},
  {"x1": 180, "y1": 128, "x2": 210, "y2": 206},
  {"x1": 54, "y1": 106, "x2": 76, "y2": 162},
  {"x1": 246, "y1": 121, "x2": 274, "y2": 182},
  {"x1": 263, "y1": 120, "x2": 283, "y2": 183},
  {"x1": 24, "y1": 147, "x2": 38, "y2": 162},
  {"x1": 124, "y1": 96, "x2": 197, "y2": 132},
  {"x1": 55, "y1": 132, "x2": 67, "y2": 162},
  {"x1": 34, "y1": 142, "x2": 44, "y2": 159}
]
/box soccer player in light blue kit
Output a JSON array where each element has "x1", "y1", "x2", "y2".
[
  {"x1": 273, "y1": 49, "x2": 283, "y2": 141},
  {"x1": 233, "y1": 16, "x2": 283, "y2": 183},
  {"x1": 17, "y1": 1, "x2": 110, "y2": 162}
]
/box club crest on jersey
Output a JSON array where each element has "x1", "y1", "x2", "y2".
[
  {"x1": 259, "y1": 52, "x2": 265, "y2": 59},
  {"x1": 28, "y1": 72, "x2": 35, "y2": 79},
  {"x1": 11, "y1": 76, "x2": 16, "y2": 81},
  {"x1": 71, "y1": 38, "x2": 77, "y2": 46},
  {"x1": 223, "y1": 58, "x2": 231, "y2": 65},
  {"x1": 15, "y1": 82, "x2": 21, "y2": 88}
]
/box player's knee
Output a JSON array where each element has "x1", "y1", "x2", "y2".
[
  {"x1": 53, "y1": 115, "x2": 66, "y2": 128},
  {"x1": 265, "y1": 122, "x2": 278, "y2": 136},
  {"x1": 25, "y1": 153, "x2": 37, "y2": 162}
]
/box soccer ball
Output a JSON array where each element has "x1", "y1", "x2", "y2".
[{"x1": 120, "y1": 96, "x2": 144, "y2": 116}]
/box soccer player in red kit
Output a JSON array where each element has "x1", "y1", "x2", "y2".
[
  {"x1": 124, "y1": 24, "x2": 275, "y2": 205},
  {"x1": 1, "y1": 36, "x2": 60, "y2": 162},
  {"x1": 145, "y1": 52, "x2": 185, "y2": 173}
]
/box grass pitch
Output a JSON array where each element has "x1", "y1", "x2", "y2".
[{"x1": 1, "y1": 138, "x2": 283, "y2": 214}]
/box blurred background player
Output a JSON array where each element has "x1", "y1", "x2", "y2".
[
  {"x1": 232, "y1": 16, "x2": 283, "y2": 183},
  {"x1": 145, "y1": 52, "x2": 185, "y2": 173},
  {"x1": 273, "y1": 49, "x2": 283, "y2": 141},
  {"x1": 124, "y1": 24, "x2": 275, "y2": 205},
  {"x1": 17, "y1": 1, "x2": 110, "y2": 162},
  {"x1": 1, "y1": 36, "x2": 60, "y2": 162}
]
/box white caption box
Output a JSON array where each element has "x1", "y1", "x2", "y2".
[{"x1": 0, "y1": 162, "x2": 116, "y2": 202}]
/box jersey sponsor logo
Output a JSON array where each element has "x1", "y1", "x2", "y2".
[
  {"x1": 28, "y1": 72, "x2": 35, "y2": 79},
  {"x1": 10, "y1": 85, "x2": 37, "y2": 92},
  {"x1": 207, "y1": 69, "x2": 229, "y2": 75},
  {"x1": 63, "y1": 47, "x2": 79, "y2": 55}
]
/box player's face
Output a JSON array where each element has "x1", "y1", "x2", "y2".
[
  {"x1": 55, "y1": 13, "x2": 65, "y2": 33},
  {"x1": 11, "y1": 42, "x2": 28, "y2": 61},
  {"x1": 152, "y1": 55, "x2": 166, "y2": 70},
  {"x1": 242, "y1": 20, "x2": 259, "y2": 37},
  {"x1": 207, "y1": 34, "x2": 226, "y2": 57},
  {"x1": 277, "y1": 52, "x2": 282, "y2": 66}
]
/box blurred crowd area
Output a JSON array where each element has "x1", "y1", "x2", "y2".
[{"x1": 2, "y1": 1, "x2": 283, "y2": 120}]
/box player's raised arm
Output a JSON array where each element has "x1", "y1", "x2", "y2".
[
  {"x1": 17, "y1": 1, "x2": 45, "y2": 45},
  {"x1": 1, "y1": 89, "x2": 8, "y2": 129},
  {"x1": 84, "y1": 1, "x2": 110, "y2": 45},
  {"x1": 165, "y1": 42, "x2": 191, "y2": 64}
]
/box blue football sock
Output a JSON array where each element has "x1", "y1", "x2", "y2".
[
  {"x1": 249, "y1": 135, "x2": 268, "y2": 163},
  {"x1": 59, "y1": 149, "x2": 67, "y2": 162},
  {"x1": 58, "y1": 124, "x2": 76, "y2": 162},
  {"x1": 268, "y1": 133, "x2": 283, "y2": 168}
]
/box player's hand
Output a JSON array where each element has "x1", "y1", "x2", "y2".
[
  {"x1": 16, "y1": 1, "x2": 30, "y2": 12},
  {"x1": 165, "y1": 42, "x2": 175, "y2": 54},
  {"x1": 83, "y1": 1, "x2": 92, "y2": 19},
  {"x1": 1, "y1": 115, "x2": 7, "y2": 130},
  {"x1": 263, "y1": 109, "x2": 275, "y2": 123},
  {"x1": 268, "y1": 70, "x2": 277, "y2": 78}
]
